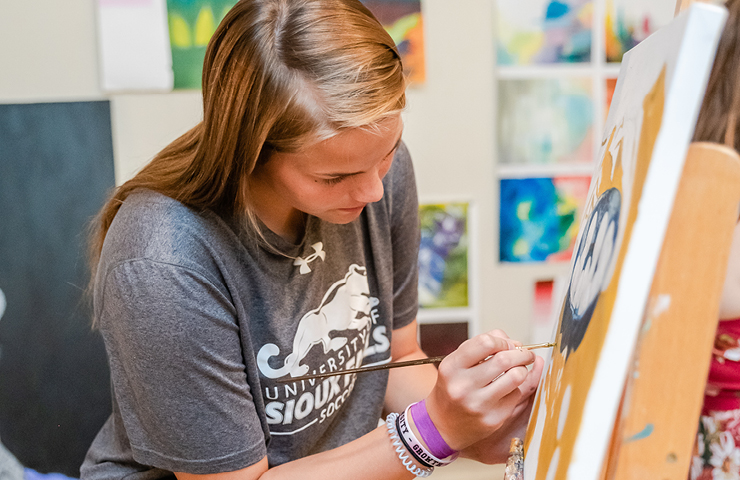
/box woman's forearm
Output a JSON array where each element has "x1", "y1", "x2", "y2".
[{"x1": 262, "y1": 425, "x2": 417, "y2": 480}]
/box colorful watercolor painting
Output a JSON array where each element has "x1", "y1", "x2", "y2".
[
  {"x1": 523, "y1": 5, "x2": 727, "y2": 479},
  {"x1": 361, "y1": 0, "x2": 425, "y2": 85},
  {"x1": 498, "y1": 78, "x2": 594, "y2": 165},
  {"x1": 495, "y1": 0, "x2": 592, "y2": 65},
  {"x1": 167, "y1": 0, "x2": 236, "y2": 89},
  {"x1": 418, "y1": 202, "x2": 468, "y2": 309},
  {"x1": 605, "y1": 0, "x2": 675, "y2": 62},
  {"x1": 499, "y1": 176, "x2": 591, "y2": 263}
]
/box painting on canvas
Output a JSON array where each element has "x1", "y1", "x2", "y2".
[
  {"x1": 523, "y1": 5, "x2": 727, "y2": 479},
  {"x1": 167, "y1": 0, "x2": 237, "y2": 89},
  {"x1": 418, "y1": 202, "x2": 468, "y2": 309},
  {"x1": 605, "y1": 0, "x2": 675, "y2": 63},
  {"x1": 498, "y1": 78, "x2": 594, "y2": 165},
  {"x1": 361, "y1": 0, "x2": 425, "y2": 85},
  {"x1": 499, "y1": 176, "x2": 591, "y2": 263},
  {"x1": 495, "y1": 0, "x2": 592, "y2": 65}
]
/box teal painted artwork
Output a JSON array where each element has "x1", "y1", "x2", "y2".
[
  {"x1": 498, "y1": 78, "x2": 594, "y2": 165},
  {"x1": 167, "y1": 0, "x2": 236, "y2": 89},
  {"x1": 495, "y1": 0, "x2": 592, "y2": 65},
  {"x1": 418, "y1": 203, "x2": 468, "y2": 308},
  {"x1": 499, "y1": 176, "x2": 591, "y2": 263}
]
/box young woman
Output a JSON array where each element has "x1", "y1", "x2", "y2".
[
  {"x1": 690, "y1": 1, "x2": 740, "y2": 478},
  {"x1": 80, "y1": 1, "x2": 543, "y2": 479}
]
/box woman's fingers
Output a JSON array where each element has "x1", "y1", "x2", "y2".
[
  {"x1": 444, "y1": 331, "x2": 516, "y2": 369},
  {"x1": 468, "y1": 348, "x2": 536, "y2": 388}
]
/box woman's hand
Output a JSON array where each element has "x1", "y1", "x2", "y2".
[
  {"x1": 458, "y1": 384, "x2": 539, "y2": 464},
  {"x1": 422, "y1": 330, "x2": 543, "y2": 452}
]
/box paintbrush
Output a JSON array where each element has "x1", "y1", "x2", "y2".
[{"x1": 277, "y1": 342, "x2": 555, "y2": 383}]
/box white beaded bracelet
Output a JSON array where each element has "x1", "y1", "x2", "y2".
[{"x1": 385, "y1": 413, "x2": 434, "y2": 478}]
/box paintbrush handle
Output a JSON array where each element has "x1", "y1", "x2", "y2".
[
  {"x1": 278, "y1": 355, "x2": 448, "y2": 383},
  {"x1": 277, "y1": 342, "x2": 554, "y2": 383}
]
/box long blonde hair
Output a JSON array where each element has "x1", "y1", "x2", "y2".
[{"x1": 89, "y1": 0, "x2": 406, "y2": 275}]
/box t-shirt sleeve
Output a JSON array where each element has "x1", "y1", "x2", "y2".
[
  {"x1": 388, "y1": 142, "x2": 420, "y2": 330},
  {"x1": 98, "y1": 259, "x2": 267, "y2": 474}
]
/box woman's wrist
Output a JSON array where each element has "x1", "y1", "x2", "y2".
[{"x1": 406, "y1": 400, "x2": 459, "y2": 464}]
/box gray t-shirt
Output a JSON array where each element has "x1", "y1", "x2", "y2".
[{"x1": 80, "y1": 144, "x2": 420, "y2": 479}]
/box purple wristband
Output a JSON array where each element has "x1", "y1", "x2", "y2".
[{"x1": 409, "y1": 400, "x2": 458, "y2": 459}]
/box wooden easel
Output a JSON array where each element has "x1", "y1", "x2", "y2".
[
  {"x1": 505, "y1": 144, "x2": 740, "y2": 480},
  {"x1": 602, "y1": 142, "x2": 740, "y2": 479}
]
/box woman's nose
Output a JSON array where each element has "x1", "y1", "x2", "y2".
[{"x1": 352, "y1": 170, "x2": 385, "y2": 204}]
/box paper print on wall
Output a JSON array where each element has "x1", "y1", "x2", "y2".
[
  {"x1": 498, "y1": 78, "x2": 594, "y2": 165},
  {"x1": 97, "y1": 0, "x2": 173, "y2": 90},
  {"x1": 361, "y1": 0, "x2": 425, "y2": 85},
  {"x1": 167, "y1": 0, "x2": 236, "y2": 89},
  {"x1": 495, "y1": 0, "x2": 592, "y2": 65},
  {"x1": 523, "y1": 6, "x2": 727, "y2": 479},
  {"x1": 605, "y1": 0, "x2": 675, "y2": 62},
  {"x1": 418, "y1": 202, "x2": 468, "y2": 309},
  {"x1": 499, "y1": 176, "x2": 591, "y2": 263}
]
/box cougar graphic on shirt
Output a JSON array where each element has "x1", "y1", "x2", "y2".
[{"x1": 257, "y1": 264, "x2": 377, "y2": 379}]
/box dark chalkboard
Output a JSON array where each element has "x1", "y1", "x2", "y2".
[{"x1": 0, "y1": 101, "x2": 115, "y2": 477}]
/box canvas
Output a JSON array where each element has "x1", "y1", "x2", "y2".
[
  {"x1": 495, "y1": 0, "x2": 592, "y2": 65},
  {"x1": 418, "y1": 202, "x2": 469, "y2": 309},
  {"x1": 361, "y1": 0, "x2": 425, "y2": 85},
  {"x1": 523, "y1": 5, "x2": 727, "y2": 479},
  {"x1": 499, "y1": 176, "x2": 591, "y2": 263},
  {"x1": 605, "y1": 0, "x2": 675, "y2": 63},
  {"x1": 167, "y1": 0, "x2": 236, "y2": 89},
  {"x1": 498, "y1": 79, "x2": 594, "y2": 165}
]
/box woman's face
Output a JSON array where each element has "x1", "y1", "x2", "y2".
[{"x1": 249, "y1": 114, "x2": 403, "y2": 235}]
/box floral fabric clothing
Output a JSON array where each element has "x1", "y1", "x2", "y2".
[
  {"x1": 691, "y1": 409, "x2": 740, "y2": 480},
  {"x1": 705, "y1": 319, "x2": 740, "y2": 414}
]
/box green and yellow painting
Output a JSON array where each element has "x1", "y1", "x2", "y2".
[{"x1": 167, "y1": 0, "x2": 236, "y2": 89}]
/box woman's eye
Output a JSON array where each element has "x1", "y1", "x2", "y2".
[{"x1": 322, "y1": 176, "x2": 345, "y2": 185}]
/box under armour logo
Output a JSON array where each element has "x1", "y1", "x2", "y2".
[{"x1": 293, "y1": 242, "x2": 326, "y2": 274}]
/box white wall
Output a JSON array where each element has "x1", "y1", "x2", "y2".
[{"x1": 0, "y1": 0, "x2": 570, "y2": 342}]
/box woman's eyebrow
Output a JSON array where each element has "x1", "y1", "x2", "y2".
[{"x1": 322, "y1": 135, "x2": 402, "y2": 177}]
